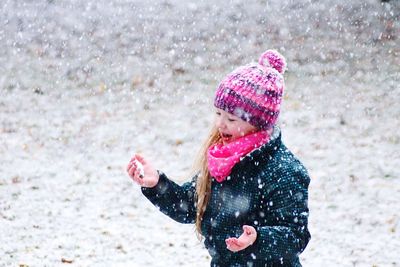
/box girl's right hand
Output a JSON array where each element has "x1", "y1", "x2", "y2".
[{"x1": 126, "y1": 154, "x2": 159, "y2": 188}]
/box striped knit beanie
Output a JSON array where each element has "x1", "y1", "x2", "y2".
[{"x1": 214, "y1": 50, "x2": 286, "y2": 130}]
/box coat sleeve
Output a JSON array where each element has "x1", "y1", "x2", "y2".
[
  {"x1": 245, "y1": 163, "x2": 311, "y2": 263},
  {"x1": 141, "y1": 171, "x2": 197, "y2": 224}
]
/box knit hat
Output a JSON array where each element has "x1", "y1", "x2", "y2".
[{"x1": 214, "y1": 50, "x2": 286, "y2": 130}]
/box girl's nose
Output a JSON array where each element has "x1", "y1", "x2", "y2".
[{"x1": 215, "y1": 116, "x2": 226, "y2": 130}]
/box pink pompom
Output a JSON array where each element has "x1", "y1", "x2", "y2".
[{"x1": 258, "y1": 50, "x2": 286, "y2": 74}]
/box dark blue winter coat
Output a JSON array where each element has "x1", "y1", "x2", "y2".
[{"x1": 142, "y1": 128, "x2": 311, "y2": 267}]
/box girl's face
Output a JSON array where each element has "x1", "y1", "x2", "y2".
[{"x1": 214, "y1": 108, "x2": 258, "y2": 144}]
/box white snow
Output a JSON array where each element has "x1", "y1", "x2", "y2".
[{"x1": 1, "y1": 0, "x2": 399, "y2": 266}]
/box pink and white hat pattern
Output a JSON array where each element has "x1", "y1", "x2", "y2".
[{"x1": 214, "y1": 50, "x2": 286, "y2": 130}]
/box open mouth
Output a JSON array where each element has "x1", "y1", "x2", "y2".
[{"x1": 220, "y1": 132, "x2": 232, "y2": 142}]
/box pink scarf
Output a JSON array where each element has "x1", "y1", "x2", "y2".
[{"x1": 207, "y1": 131, "x2": 270, "y2": 182}]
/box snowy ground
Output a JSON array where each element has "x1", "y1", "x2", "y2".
[{"x1": 1, "y1": 0, "x2": 399, "y2": 266}]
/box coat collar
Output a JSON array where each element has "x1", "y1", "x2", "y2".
[{"x1": 231, "y1": 126, "x2": 282, "y2": 171}]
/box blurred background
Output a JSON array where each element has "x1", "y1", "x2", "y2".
[{"x1": 1, "y1": 0, "x2": 399, "y2": 266}]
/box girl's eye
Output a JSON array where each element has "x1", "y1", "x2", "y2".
[
  {"x1": 228, "y1": 118, "x2": 236, "y2": 122},
  {"x1": 216, "y1": 112, "x2": 221, "y2": 116}
]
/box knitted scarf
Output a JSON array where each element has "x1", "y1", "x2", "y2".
[{"x1": 207, "y1": 131, "x2": 270, "y2": 182}]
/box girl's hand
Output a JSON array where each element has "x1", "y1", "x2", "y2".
[
  {"x1": 225, "y1": 225, "x2": 257, "y2": 252},
  {"x1": 126, "y1": 154, "x2": 159, "y2": 188}
]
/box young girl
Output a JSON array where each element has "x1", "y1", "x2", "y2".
[{"x1": 127, "y1": 50, "x2": 311, "y2": 267}]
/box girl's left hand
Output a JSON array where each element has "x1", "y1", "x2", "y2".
[{"x1": 225, "y1": 225, "x2": 257, "y2": 252}]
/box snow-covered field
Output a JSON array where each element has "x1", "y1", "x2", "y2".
[{"x1": 1, "y1": 0, "x2": 399, "y2": 266}]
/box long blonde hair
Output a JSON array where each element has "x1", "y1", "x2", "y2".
[{"x1": 193, "y1": 126, "x2": 221, "y2": 238}]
